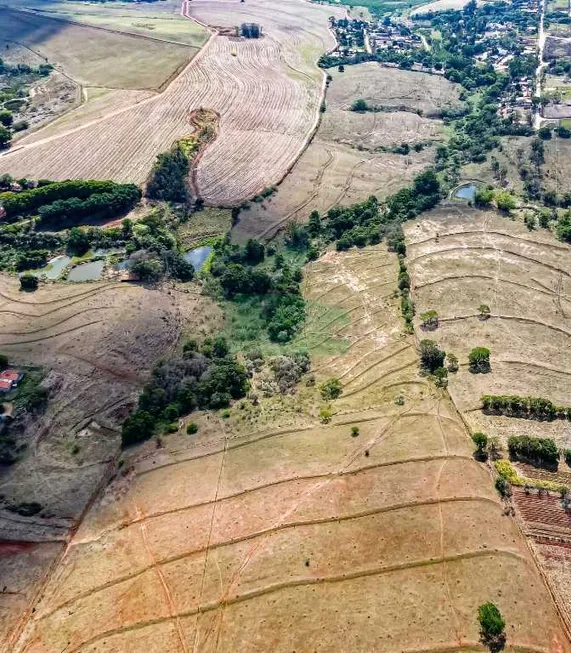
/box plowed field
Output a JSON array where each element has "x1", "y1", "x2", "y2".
[
  {"x1": 0, "y1": 0, "x2": 341, "y2": 206},
  {"x1": 236, "y1": 64, "x2": 458, "y2": 241},
  {"x1": 9, "y1": 245, "x2": 569, "y2": 652}
]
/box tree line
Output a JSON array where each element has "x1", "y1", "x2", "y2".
[{"x1": 481, "y1": 394, "x2": 571, "y2": 421}]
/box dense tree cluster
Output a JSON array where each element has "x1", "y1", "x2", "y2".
[
  {"x1": 508, "y1": 435, "x2": 559, "y2": 467},
  {"x1": 36, "y1": 184, "x2": 141, "y2": 229},
  {"x1": 481, "y1": 394, "x2": 570, "y2": 421},
  {"x1": 209, "y1": 238, "x2": 305, "y2": 343},
  {"x1": 146, "y1": 144, "x2": 190, "y2": 203},
  {"x1": 121, "y1": 337, "x2": 249, "y2": 447},
  {"x1": 0, "y1": 180, "x2": 124, "y2": 219}
]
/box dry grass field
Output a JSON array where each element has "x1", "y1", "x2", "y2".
[
  {"x1": 404, "y1": 201, "x2": 571, "y2": 634},
  {"x1": 0, "y1": 0, "x2": 341, "y2": 207},
  {"x1": 543, "y1": 135, "x2": 571, "y2": 194},
  {"x1": 0, "y1": 276, "x2": 222, "y2": 647},
  {"x1": 0, "y1": 8, "x2": 198, "y2": 90},
  {"x1": 8, "y1": 245, "x2": 569, "y2": 653},
  {"x1": 235, "y1": 65, "x2": 458, "y2": 241}
]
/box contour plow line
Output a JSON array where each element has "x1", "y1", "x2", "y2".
[{"x1": 68, "y1": 549, "x2": 529, "y2": 653}]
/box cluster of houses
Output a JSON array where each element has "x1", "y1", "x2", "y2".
[
  {"x1": 366, "y1": 22, "x2": 422, "y2": 55},
  {"x1": 326, "y1": 16, "x2": 421, "y2": 60},
  {"x1": 0, "y1": 369, "x2": 23, "y2": 392}
]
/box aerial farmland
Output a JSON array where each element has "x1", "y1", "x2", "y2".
[{"x1": 1, "y1": 0, "x2": 571, "y2": 650}]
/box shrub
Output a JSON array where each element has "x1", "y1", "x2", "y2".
[
  {"x1": 164, "y1": 422, "x2": 179, "y2": 433},
  {"x1": 420, "y1": 339, "x2": 445, "y2": 373},
  {"x1": 351, "y1": 98, "x2": 368, "y2": 112},
  {"x1": 564, "y1": 449, "x2": 571, "y2": 466},
  {"x1": 121, "y1": 410, "x2": 156, "y2": 447},
  {"x1": 477, "y1": 602, "x2": 506, "y2": 652},
  {"x1": 319, "y1": 406, "x2": 332, "y2": 423},
  {"x1": 420, "y1": 309, "x2": 438, "y2": 330},
  {"x1": 495, "y1": 191, "x2": 516, "y2": 213},
  {"x1": 320, "y1": 377, "x2": 342, "y2": 400},
  {"x1": 495, "y1": 476, "x2": 511, "y2": 498},
  {"x1": 19, "y1": 274, "x2": 38, "y2": 291},
  {"x1": 474, "y1": 188, "x2": 494, "y2": 206},
  {"x1": 187, "y1": 422, "x2": 198, "y2": 434},
  {"x1": 433, "y1": 366, "x2": 448, "y2": 387},
  {"x1": 478, "y1": 304, "x2": 491, "y2": 320},
  {"x1": 351, "y1": 426, "x2": 360, "y2": 437},
  {"x1": 472, "y1": 431, "x2": 488, "y2": 455},
  {"x1": 468, "y1": 347, "x2": 490, "y2": 373},
  {"x1": 446, "y1": 353, "x2": 459, "y2": 373}
]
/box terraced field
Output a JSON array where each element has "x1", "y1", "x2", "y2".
[
  {"x1": 0, "y1": 277, "x2": 222, "y2": 647},
  {"x1": 236, "y1": 64, "x2": 458, "y2": 241},
  {"x1": 404, "y1": 201, "x2": 571, "y2": 635},
  {"x1": 9, "y1": 245, "x2": 569, "y2": 652},
  {"x1": 0, "y1": 0, "x2": 341, "y2": 206}
]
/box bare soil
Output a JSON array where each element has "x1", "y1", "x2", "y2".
[{"x1": 8, "y1": 245, "x2": 569, "y2": 652}]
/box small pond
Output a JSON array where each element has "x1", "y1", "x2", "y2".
[
  {"x1": 67, "y1": 259, "x2": 105, "y2": 282},
  {"x1": 36, "y1": 255, "x2": 71, "y2": 280},
  {"x1": 454, "y1": 183, "x2": 478, "y2": 201},
  {"x1": 183, "y1": 245, "x2": 213, "y2": 272}
]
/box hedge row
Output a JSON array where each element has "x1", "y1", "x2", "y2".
[
  {"x1": 0, "y1": 180, "x2": 124, "y2": 219},
  {"x1": 481, "y1": 394, "x2": 570, "y2": 421},
  {"x1": 507, "y1": 435, "x2": 559, "y2": 466}
]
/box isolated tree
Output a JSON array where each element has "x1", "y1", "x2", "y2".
[
  {"x1": 351, "y1": 98, "x2": 368, "y2": 112},
  {"x1": 0, "y1": 110, "x2": 13, "y2": 127},
  {"x1": 471, "y1": 431, "x2": 488, "y2": 458},
  {"x1": 338, "y1": 64, "x2": 345, "y2": 72},
  {"x1": 478, "y1": 304, "x2": 491, "y2": 320},
  {"x1": 0, "y1": 125, "x2": 11, "y2": 148},
  {"x1": 446, "y1": 353, "x2": 459, "y2": 373},
  {"x1": 478, "y1": 602, "x2": 506, "y2": 652},
  {"x1": 469, "y1": 347, "x2": 490, "y2": 373},
  {"x1": 320, "y1": 377, "x2": 342, "y2": 400},
  {"x1": 19, "y1": 274, "x2": 38, "y2": 291},
  {"x1": 495, "y1": 191, "x2": 516, "y2": 213},
  {"x1": 420, "y1": 339, "x2": 446, "y2": 373},
  {"x1": 420, "y1": 309, "x2": 438, "y2": 330},
  {"x1": 474, "y1": 188, "x2": 494, "y2": 207}
]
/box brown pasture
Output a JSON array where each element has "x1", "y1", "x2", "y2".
[
  {"x1": 235, "y1": 64, "x2": 458, "y2": 241},
  {"x1": 405, "y1": 201, "x2": 571, "y2": 634},
  {"x1": 0, "y1": 276, "x2": 221, "y2": 647},
  {"x1": 8, "y1": 245, "x2": 569, "y2": 652}
]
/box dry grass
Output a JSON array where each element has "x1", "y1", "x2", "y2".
[
  {"x1": 0, "y1": 275, "x2": 222, "y2": 649},
  {"x1": 405, "y1": 202, "x2": 571, "y2": 634},
  {"x1": 9, "y1": 245, "x2": 569, "y2": 652},
  {"x1": 0, "y1": 8, "x2": 197, "y2": 90},
  {"x1": 0, "y1": 0, "x2": 342, "y2": 206},
  {"x1": 235, "y1": 65, "x2": 458, "y2": 241}
]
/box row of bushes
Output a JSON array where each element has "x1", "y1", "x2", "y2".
[
  {"x1": 0, "y1": 180, "x2": 122, "y2": 219},
  {"x1": 121, "y1": 337, "x2": 249, "y2": 447},
  {"x1": 481, "y1": 394, "x2": 570, "y2": 421},
  {"x1": 37, "y1": 185, "x2": 141, "y2": 229},
  {"x1": 507, "y1": 435, "x2": 559, "y2": 467}
]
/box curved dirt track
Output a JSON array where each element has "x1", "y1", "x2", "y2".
[
  {"x1": 10, "y1": 246, "x2": 570, "y2": 653},
  {"x1": 0, "y1": 0, "x2": 341, "y2": 206}
]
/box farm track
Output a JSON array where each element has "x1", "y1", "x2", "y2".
[
  {"x1": 43, "y1": 493, "x2": 498, "y2": 624},
  {"x1": 66, "y1": 549, "x2": 527, "y2": 653},
  {"x1": 0, "y1": 0, "x2": 340, "y2": 206}
]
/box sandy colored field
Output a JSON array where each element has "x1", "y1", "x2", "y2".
[
  {"x1": 405, "y1": 202, "x2": 571, "y2": 633},
  {"x1": 544, "y1": 136, "x2": 571, "y2": 194},
  {"x1": 235, "y1": 65, "x2": 458, "y2": 240},
  {"x1": 0, "y1": 0, "x2": 342, "y2": 207},
  {"x1": 0, "y1": 8, "x2": 198, "y2": 90},
  {"x1": 0, "y1": 276, "x2": 222, "y2": 646},
  {"x1": 31, "y1": 1, "x2": 209, "y2": 46},
  {"x1": 8, "y1": 245, "x2": 569, "y2": 652}
]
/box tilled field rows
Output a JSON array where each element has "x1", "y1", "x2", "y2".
[
  {"x1": 0, "y1": 0, "x2": 340, "y2": 205},
  {"x1": 12, "y1": 245, "x2": 570, "y2": 652}
]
